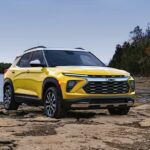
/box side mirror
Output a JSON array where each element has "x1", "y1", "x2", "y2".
[{"x1": 30, "y1": 60, "x2": 46, "y2": 67}]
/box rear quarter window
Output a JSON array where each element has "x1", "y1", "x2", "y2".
[{"x1": 12, "y1": 56, "x2": 21, "y2": 67}]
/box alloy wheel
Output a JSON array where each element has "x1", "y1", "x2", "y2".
[
  {"x1": 45, "y1": 91, "x2": 57, "y2": 117},
  {"x1": 4, "y1": 86, "x2": 12, "y2": 109}
]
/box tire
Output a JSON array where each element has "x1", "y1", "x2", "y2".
[
  {"x1": 108, "y1": 107, "x2": 130, "y2": 115},
  {"x1": 44, "y1": 87, "x2": 63, "y2": 118},
  {"x1": 3, "y1": 84, "x2": 19, "y2": 110}
]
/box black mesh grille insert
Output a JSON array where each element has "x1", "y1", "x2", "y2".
[{"x1": 83, "y1": 81, "x2": 129, "y2": 94}]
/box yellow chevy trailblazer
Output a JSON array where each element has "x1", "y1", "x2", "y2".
[{"x1": 3, "y1": 46, "x2": 135, "y2": 118}]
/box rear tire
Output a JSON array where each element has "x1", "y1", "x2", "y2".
[
  {"x1": 44, "y1": 87, "x2": 63, "y2": 118},
  {"x1": 108, "y1": 107, "x2": 130, "y2": 115},
  {"x1": 3, "y1": 84, "x2": 19, "y2": 110}
]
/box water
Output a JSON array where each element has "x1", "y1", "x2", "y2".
[{"x1": 0, "y1": 74, "x2": 3, "y2": 102}]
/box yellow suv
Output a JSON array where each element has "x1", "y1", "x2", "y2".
[{"x1": 3, "y1": 46, "x2": 135, "y2": 118}]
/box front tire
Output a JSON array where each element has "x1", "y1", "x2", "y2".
[
  {"x1": 108, "y1": 107, "x2": 130, "y2": 115},
  {"x1": 44, "y1": 87, "x2": 63, "y2": 118},
  {"x1": 3, "y1": 84, "x2": 19, "y2": 110}
]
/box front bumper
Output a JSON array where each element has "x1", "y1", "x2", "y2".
[
  {"x1": 64, "y1": 97, "x2": 134, "y2": 109},
  {"x1": 59, "y1": 76, "x2": 135, "y2": 108}
]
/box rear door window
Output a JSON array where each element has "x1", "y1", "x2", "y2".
[{"x1": 30, "y1": 50, "x2": 46, "y2": 66}]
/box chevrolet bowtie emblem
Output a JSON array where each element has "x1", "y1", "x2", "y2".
[{"x1": 107, "y1": 78, "x2": 115, "y2": 82}]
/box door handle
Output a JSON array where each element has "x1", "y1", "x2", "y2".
[{"x1": 11, "y1": 71, "x2": 15, "y2": 74}]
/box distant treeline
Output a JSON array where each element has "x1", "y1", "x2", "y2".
[
  {"x1": 0, "y1": 63, "x2": 12, "y2": 73},
  {"x1": 109, "y1": 24, "x2": 150, "y2": 76}
]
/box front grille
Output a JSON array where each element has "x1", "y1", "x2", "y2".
[{"x1": 83, "y1": 81, "x2": 129, "y2": 94}]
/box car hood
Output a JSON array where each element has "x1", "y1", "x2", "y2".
[{"x1": 50, "y1": 66, "x2": 130, "y2": 76}]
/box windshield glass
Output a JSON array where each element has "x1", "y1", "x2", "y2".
[{"x1": 44, "y1": 50, "x2": 105, "y2": 67}]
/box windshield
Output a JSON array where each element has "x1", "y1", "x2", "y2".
[{"x1": 44, "y1": 50, "x2": 105, "y2": 67}]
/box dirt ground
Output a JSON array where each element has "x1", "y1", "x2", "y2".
[{"x1": 0, "y1": 77, "x2": 150, "y2": 150}]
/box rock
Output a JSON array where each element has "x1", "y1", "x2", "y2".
[
  {"x1": 24, "y1": 113, "x2": 36, "y2": 118},
  {"x1": 0, "y1": 138, "x2": 14, "y2": 144},
  {"x1": 0, "y1": 109, "x2": 17, "y2": 116},
  {"x1": 0, "y1": 118, "x2": 25, "y2": 127},
  {"x1": 0, "y1": 138, "x2": 16, "y2": 150},
  {"x1": 2, "y1": 110, "x2": 9, "y2": 115},
  {"x1": 0, "y1": 146, "x2": 11, "y2": 150},
  {"x1": 139, "y1": 118, "x2": 150, "y2": 127}
]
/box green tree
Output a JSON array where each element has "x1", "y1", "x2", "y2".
[
  {"x1": 109, "y1": 24, "x2": 150, "y2": 76},
  {"x1": 0, "y1": 63, "x2": 11, "y2": 73}
]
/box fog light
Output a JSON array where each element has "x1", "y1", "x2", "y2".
[
  {"x1": 66, "y1": 80, "x2": 77, "y2": 92},
  {"x1": 128, "y1": 101, "x2": 134, "y2": 106}
]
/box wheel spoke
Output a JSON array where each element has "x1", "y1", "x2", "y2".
[
  {"x1": 47, "y1": 92, "x2": 51, "y2": 100},
  {"x1": 4, "y1": 100, "x2": 9, "y2": 104}
]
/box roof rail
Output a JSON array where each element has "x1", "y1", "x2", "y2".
[
  {"x1": 24, "y1": 46, "x2": 47, "y2": 52},
  {"x1": 75, "y1": 47, "x2": 85, "y2": 50}
]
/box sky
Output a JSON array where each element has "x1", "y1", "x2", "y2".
[{"x1": 0, "y1": 0, "x2": 150, "y2": 64}]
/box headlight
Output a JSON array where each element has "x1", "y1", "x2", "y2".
[
  {"x1": 129, "y1": 80, "x2": 135, "y2": 91},
  {"x1": 66, "y1": 80, "x2": 77, "y2": 92},
  {"x1": 63, "y1": 73, "x2": 88, "y2": 77}
]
